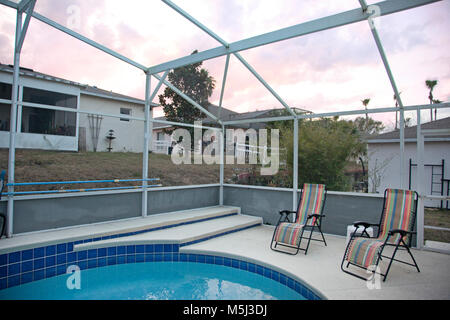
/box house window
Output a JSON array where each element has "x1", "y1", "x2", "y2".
[
  {"x1": 0, "y1": 83, "x2": 12, "y2": 131},
  {"x1": 0, "y1": 104, "x2": 10, "y2": 131},
  {"x1": 0, "y1": 82, "x2": 12, "y2": 100},
  {"x1": 23, "y1": 87, "x2": 77, "y2": 109},
  {"x1": 20, "y1": 87, "x2": 77, "y2": 136},
  {"x1": 120, "y1": 108, "x2": 131, "y2": 122},
  {"x1": 21, "y1": 107, "x2": 76, "y2": 136}
]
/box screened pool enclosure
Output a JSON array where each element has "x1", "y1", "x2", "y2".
[{"x1": 0, "y1": 0, "x2": 448, "y2": 253}]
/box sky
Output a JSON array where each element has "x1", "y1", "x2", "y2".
[{"x1": 0, "y1": 0, "x2": 449, "y2": 130}]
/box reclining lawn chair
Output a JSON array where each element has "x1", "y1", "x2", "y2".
[
  {"x1": 341, "y1": 188, "x2": 420, "y2": 282},
  {"x1": 270, "y1": 183, "x2": 327, "y2": 255}
]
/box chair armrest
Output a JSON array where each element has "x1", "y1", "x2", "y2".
[
  {"x1": 307, "y1": 214, "x2": 325, "y2": 219},
  {"x1": 278, "y1": 210, "x2": 296, "y2": 223},
  {"x1": 388, "y1": 229, "x2": 416, "y2": 237},
  {"x1": 353, "y1": 221, "x2": 377, "y2": 228},
  {"x1": 279, "y1": 210, "x2": 296, "y2": 215}
]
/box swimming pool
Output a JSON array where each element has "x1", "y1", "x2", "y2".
[{"x1": 0, "y1": 261, "x2": 309, "y2": 300}]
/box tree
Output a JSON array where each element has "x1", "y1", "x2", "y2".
[
  {"x1": 350, "y1": 116, "x2": 384, "y2": 191},
  {"x1": 425, "y1": 79, "x2": 438, "y2": 121},
  {"x1": 159, "y1": 50, "x2": 216, "y2": 146},
  {"x1": 281, "y1": 117, "x2": 365, "y2": 191},
  {"x1": 352, "y1": 116, "x2": 385, "y2": 138}
]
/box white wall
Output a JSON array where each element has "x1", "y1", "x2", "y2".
[
  {"x1": 368, "y1": 141, "x2": 450, "y2": 207},
  {"x1": 79, "y1": 95, "x2": 146, "y2": 153}
]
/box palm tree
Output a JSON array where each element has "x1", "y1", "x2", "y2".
[
  {"x1": 361, "y1": 98, "x2": 370, "y2": 122},
  {"x1": 433, "y1": 99, "x2": 442, "y2": 121},
  {"x1": 425, "y1": 79, "x2": 438, "y2": 121}
]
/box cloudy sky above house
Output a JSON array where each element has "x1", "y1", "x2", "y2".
[{"x1": 0, "y1": 0, "x2": 449, "y2": 128}]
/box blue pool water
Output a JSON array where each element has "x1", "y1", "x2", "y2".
[{"x1": 0, "y1": 262, "x2": 306, "y2": 300}]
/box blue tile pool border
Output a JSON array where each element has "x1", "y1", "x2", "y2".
[
  {"x1": 0, "y1": 222, "x2": 323, "y2": 299},
  {"x1": 0, "y1": 246, "x2": 322, "y2": 300}
]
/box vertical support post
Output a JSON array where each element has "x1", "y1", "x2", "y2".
[
  {"x1": 293, "y1": 118, "x2": 299, "y2": 211},
  {"x1": 399, "y1": 108, "x2": 405, "y2": 188},
  {"x1": 6, "y1": 11, "x2": 23, "y2": 238},
  {"x1": 219, "y1": 124, "x2": 225, "y2": 205},
  {"x1": 218, "y1": 54, "x2": 230, "y2": 120},
  {"x1": 359, "y1": 0, "x2": 405, "y2": 188},
  {"x1": 142, "y1": 72, "x2": 151, "y2": 218},
  {"x1": 17, "y1": 85, "x2": 23, "y2": 133},
  {"x1": 416, "y1": 109, "x2": 424, "y2": 249}
]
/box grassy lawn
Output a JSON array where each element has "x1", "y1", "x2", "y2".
[
  {"x1": 1, "y1": 149, "x2": 449, "y2": 243},
  {"x1": 0, "y1": 149, "x2": 249, "y2": 191},
  {"x1": 424, "y1": 207, "x2": 450, "y2": 243}
]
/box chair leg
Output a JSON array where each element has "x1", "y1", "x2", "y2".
[
  {"x1": 404, "y1": 241, "x2": 421, "y2": 273},
  {"x1": 381, "y1": 242, "x2": 399, "y2": 282},
  {"x1": 298, "y1": 226, "x2": 314, "y2": 254},
  {"x1": 317, "y1": 225, "x2": 327, "y2": 246}
]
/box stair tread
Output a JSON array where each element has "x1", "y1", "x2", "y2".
[
  {"x1": 74, "y1": 214, "x2": 262, "y2": 250},
  {"x1": 0, "y1": 206, "x2": 240, "y2": 253}
]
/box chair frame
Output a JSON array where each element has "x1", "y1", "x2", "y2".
[
  {"x1": 341, "y1": 189, "x2": 420, "y2": 282},
  {"x1": 270, "y1": 184, "x2": 327, "y2": 255}
]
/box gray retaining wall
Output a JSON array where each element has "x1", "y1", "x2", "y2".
[
  {"x1": 2, "y1": 184, "x2": 416, "y2": 242},
  {"x1": 1, "y1": 185, "x2": 219, "y2": 234},
  {"x1": 223, "y1": 185, "x2": 385, "y2": 237}
]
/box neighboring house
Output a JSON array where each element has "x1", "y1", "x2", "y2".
[
  {"x1": 367, "y1": 117, "x2": 450, "y2": 208},
  {"x1": 0, "y1": 63, "x2": 311, "y2": 155},
  {"x1": 0, "y1": 63, "x2": 157, "y2": 153},
  {"x1": 152, "y1": 104, "x2": 311, "y2": 154}
]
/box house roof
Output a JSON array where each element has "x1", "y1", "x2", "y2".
[
  {"x1": 0, "y1": 63, "x2": 156, "y2": 107},
  {"x1": 1, "y1": 63, "x2": 312, "y2": 126},
  {"x1": 367, "y1": 116, "x2": 450, "y2": 143},
  {"x1": 152, "y1": 105, "x2": 311, "y2": 129}
]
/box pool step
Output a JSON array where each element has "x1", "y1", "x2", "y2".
[
  {"x1": 0, "y1": 206, "x2": 240, "y2": 254},
  {"x1": 74, "y1": 214, "x2": 262, "y2": 251}
]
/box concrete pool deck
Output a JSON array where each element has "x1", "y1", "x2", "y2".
[
  {"x1": 1, "y1": 205, "x2": 448, "y2": 300},
  {"x1": 182, "y1": 225, "x2": 450, "y2": 300}
]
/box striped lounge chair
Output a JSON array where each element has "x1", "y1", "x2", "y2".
[
  {"x1": 341, "y1": 188, "x2": 420, "y2": 281},
  {"x1": 270, "y1": 183, "x2": 327, "y2": 255}
]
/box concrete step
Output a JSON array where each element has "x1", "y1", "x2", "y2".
[
  {"x1": 0, "y1": 206, "x2": 240, "y2": 253},
  {"x1": 74, "y1": 214, "x2": 262, "y2": 251}
]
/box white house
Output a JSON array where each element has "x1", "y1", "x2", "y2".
[
  {"x1": 0, "y1": 63, "x2": 157, "y2": 153},
  {"x1": 0, "y1": 64, "x2": 311, "y2": 156},
  {"x1": 152, "y1": 105, "x2": 311, "y2": 155},
  {"x1": 367, "y1": 117, "x2": 450, "y2": 208}
]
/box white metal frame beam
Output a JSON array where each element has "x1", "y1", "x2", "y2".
[
  {"x1": 218, "y1": 54, "x2": 231, "y2": 120},
  {"x1": 0, "y1": 0, "x2": 445, "y2": 239},
  {"x1": 160, "y1": 0, "x2": 297, "y2": 117},
  {"x1": 16, "y1": 0, "x2": 35, "y2": 52},
  {"x1": 30, "y1": 9, "x2": 221, "y2": 124},
  {"x1": 151, "y1": 73, "x2": 221, "y2": 124},
  {"x1": 30, "y1": 12, "x2": 148, "y2": 71},
  {"x1": 416, "y1": 110, "x2": 424, "y2": 249},
  {"x1": 150, "y1": 0, "x2": 440, "y2": 74},
  {"x1": 0, "y1": 0, "x2": 17, "y2": 9},
  {"x1": 358, "y1": 0, "x2": 406, "y2": 188}
]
